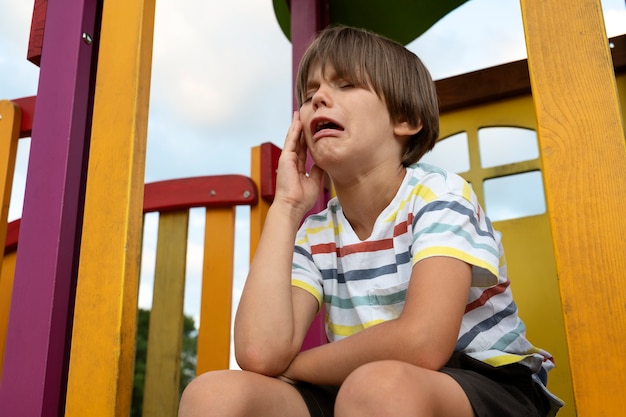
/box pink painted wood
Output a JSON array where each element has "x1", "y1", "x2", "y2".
[
  {"x1": 0, "y1": 0, "x2": 100, "y2": 415},
  {"x1": 290, "y1": 0, "x2": 330, "y2": 350}
]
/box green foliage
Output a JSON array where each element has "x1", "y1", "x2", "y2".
[{"x1": 131, "y1": 308, "x2": 198, "y2": 417}]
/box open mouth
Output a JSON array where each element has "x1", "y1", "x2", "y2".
[{"x1": 312, "y1": 119, "x2": 344, "y2": 134}]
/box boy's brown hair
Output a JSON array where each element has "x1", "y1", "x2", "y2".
[{"x1": 296, "y1": 25, "x2": 440, "y2": 166}]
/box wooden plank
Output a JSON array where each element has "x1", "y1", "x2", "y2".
[
  {"x1": 142, "y1": 211, "x2": 189, "y2": 417},
  {"x1": 520, "y1": 0, "x2": 626, "y2": 415},
  {"x1": 12, "y1": 96, "x2": 36, "y2": 138},
  {"x1": 64, "y1": 0, "x2": 156, "y2": 415},
  {"x1": 196, "y1": 207, "x2": 236, "y2": 373},
  {"x1": 0, "y1": 101, "x2": 20, "y2": 258},
  {"x1": 143, "y1": 175, "x2": 257, "y2": 212},
  {"x1": 0, "y1": 100, "x2": 20, "y2": 380},
  {"x1": 249, "y1": 145, "x2": 272, "y2": 262},
  {"x1": 0, "y1": 0, "x2": 99, "y2": 414},
  {"x1": 435, "y1": 33, "x2": 625, "y2": 114},
  {"x1": 0, "y1": 251, "x2": 16, "y2": 378},
  {"x1": 27, "y1": 0, "x2": 48, "y2": 66}
]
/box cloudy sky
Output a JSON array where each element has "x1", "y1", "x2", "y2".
[{"x1": 1, "y1": 0, "x2": 624, "y2": 365}]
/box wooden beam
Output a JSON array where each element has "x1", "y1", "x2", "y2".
[
  {"x1": 27, "y1": 0, "x2": 48, "y2": 66},
  {"x1": 143, "y1": 175, "x2": 257, "y2": 212},
  {"x1": 0, "y1": 0, "x2": 99, "y2": 415},
  {"x1": 520, "y1": 0, "x2": 626, "y2": 415},
  {"x1": 436, "y1": 34, "x2": 625, "y2": 113},
  {"x1": 0, "y1": 100, "x2": 20, "y2": 381},
  {"x1": 196, "y1": 207, "x2": 236, "y2": 373},
  {"x1": 142, "y1": 211, "x2": 189, "y2": 417},
  {"x1": 64, "y1": 0, "x2": 156, "y2": 415}
]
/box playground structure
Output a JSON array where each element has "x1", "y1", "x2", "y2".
[{"x1": 0, "y1": 1, "x2": 625, "y2": 416}]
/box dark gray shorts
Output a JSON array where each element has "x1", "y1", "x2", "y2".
[{"x1": 292, "y1": 353, "x2": 554, "y2": 417}]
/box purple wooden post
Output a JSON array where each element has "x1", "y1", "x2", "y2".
[
  {"x1": 0, "y1": 0, "x2": 99, "y2": 415},
  {"x1": 291, "y1": 0, "x2": 330, "y2": 350}
]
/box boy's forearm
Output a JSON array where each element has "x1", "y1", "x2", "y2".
[
  {"x1": 234, "y1": 202, "x2": 306, "y2": 374},
  {"x1": 284, "y1": 317, "x2": 453, "y2": 386}
]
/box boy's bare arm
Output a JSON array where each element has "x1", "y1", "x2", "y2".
[
  {"x1": 282, "y1": 256, "x2": 472, "y2": 385},
  {"x1": 234, "y1": 112, "x2": 323, "y2": 375}
]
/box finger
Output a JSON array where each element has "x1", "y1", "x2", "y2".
[
  {"x1": 297, "y1": 134, "x2": 308, "y2": 173},
  {"x1": 282, "y1": 111, "x2": 302, "y2": 152}
]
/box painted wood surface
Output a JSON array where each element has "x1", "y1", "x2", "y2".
[
  {"x1": 64, "y1": 0, "x2": 156, "y2": 415},
  {"x1": 521, "y1": 0, "x2": 626, "y2": 415},
  {"x1": 142, "y1": 211, "x2": 189, "y2": 417},
  {"x1": 27, "y1": 0, "x2": 47, "y2": 66},
  {"x1": 0, "y1": 0, "x2": 98, "y2": 415},
  {"x1": 196, "y1": 207, "x2": 236, "y2": 373},
  {"x1": 0, "y1": 100, "x2": 20, "y2": 380}
]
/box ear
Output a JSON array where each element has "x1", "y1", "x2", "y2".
[{"x1": 393, "y1": 120, "x2": 423, "y2": 137}]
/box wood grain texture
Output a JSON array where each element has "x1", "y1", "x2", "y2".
[
  {"x1": 0, "y1": 100, "x2": 19, "y2": 380},
  {"x1": 196, "y1": 207, "x2": 236, "y2": 373},
  {"x1": 142, "y1": 211, "x2": 189, "y2": 417},
  {"x1": 64, "y1": 0, "x2": 156, "y2": 415},
  {"x1": 521, "y1": 0, "x2": 626, "y2": 414}
]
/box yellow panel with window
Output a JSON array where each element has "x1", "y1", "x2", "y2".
[{"x1": 432, "y1": 95, "x2": 576, "y2": 416}]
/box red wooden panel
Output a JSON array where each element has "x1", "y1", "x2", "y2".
[
  {"x1": 260, "y1": 142, "x2": 280, "y2": 202},
  {"x1": 27, "y1": 0, "x2": 48, "y2": 66},
  {"x1": 13, "y1": 96, "x2": 36, "y2": 138},
  {"x1": 4, "y1": 220, "x2": 19, "y2": 253},
  {"x1": 143, "y1": 175, "x2": 258, "y2": 213},
  {"x1": 5, "y1": 175, "x2": 260, "y2": 251}
]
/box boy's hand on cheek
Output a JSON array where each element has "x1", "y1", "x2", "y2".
[{"x1": 275, "y1": 112, "x2": 325, "y2": 217}]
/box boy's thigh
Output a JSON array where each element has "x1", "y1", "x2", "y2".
[{"x1": 179, "y1": 369, "x2": 310, "y2": 417}]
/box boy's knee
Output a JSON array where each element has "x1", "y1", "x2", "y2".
[
  {"x1": 337, "y1": 361, "x2": 408, "y2": 407},
  {"x1": 179, "y1": 370, "x2": 248, "y2": 417}
]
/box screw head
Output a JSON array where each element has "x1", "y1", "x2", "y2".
[{"x1": 82, "y1": 32, "x2": 93, "y2": 45}]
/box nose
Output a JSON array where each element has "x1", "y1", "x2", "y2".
[{"x1": 311, "y1": 84, "x2": 331, "y2": 109}]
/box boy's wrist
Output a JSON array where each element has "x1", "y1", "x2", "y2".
[{"x1": 268, "y1": 199, "x2": 308, "y2": 224}]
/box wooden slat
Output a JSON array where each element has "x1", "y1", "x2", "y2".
[
  {"x1": 0, "y1": 100, "x2": 20, "y2": 379},
  {"x1": 249, "y1": 144, "x2": 274, "y2": 262},
  {"x1": 12, "y1": 96, "x2": 36, "y2": 138},
  {"x1": 0, "y1": 0, "x2": 99, "y2": 414},
  {"x1": 196, "y1": 207, "x2": 236, "y2": 373},
  {"x1": 143, "y1": 175, "x2": 257, "y2": 212},
  {"x1": 520, "y1": 0, "x2": 626, "y2": 415},
  {"x1": 27, "y1": 0, "x2": 48, "y2": 66},
  {"x1": 142, "y1": 211, "x2": 189, "y2": 417},
  {"x1": 0, "y1": 251, "x2": 16, "y2": 372},
  {"x1": 64, "y1": 0, "x2": 156, "y2": 415}
]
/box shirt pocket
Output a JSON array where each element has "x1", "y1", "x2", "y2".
[{"x1": 366, "y1": 280, "x2": 409, "y2": 322}]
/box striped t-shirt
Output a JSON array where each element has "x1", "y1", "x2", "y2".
[{"x1": 291, "y1": 163, "x2": 556, "y2": 381}]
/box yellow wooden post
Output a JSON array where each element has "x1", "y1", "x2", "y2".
[
  {"x1": 142, "y1": 211, "x2": 189, "y2": 417},
  {"x1": 520, "y1": 0, "x2": 626, "y2": 414},
  {"x1": 0, "y1": 101, "x2": 19, "y2": 252},
  {"x1": 0, "y1": 100, "x2": 20, "y2": 378},
  {"x1": 64, "y1": 0, "x2": 155, "y2": 415},
  {"x1": 196, "y1": 207, "x2": 236, "y2": 373},
  {"x1": 249, "y1": 145, "x2": 270, "y2": 262}
]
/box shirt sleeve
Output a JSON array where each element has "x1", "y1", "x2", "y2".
[
  {"x1": 410, "y1": 191, "x2": 501, "y2": 287},
  {"x1": 291, "y1": 224, "x2": 324, "y2": 308}
]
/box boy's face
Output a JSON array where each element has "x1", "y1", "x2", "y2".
[{"x1": 299, "y1": 64, "x2": 408, "y2": 178}]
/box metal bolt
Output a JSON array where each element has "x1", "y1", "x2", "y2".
[
  {"x1": 210, "y1": 190, "x2": 216, "y2": 197},
  {"x1": 82, "y1": 32, "x2": 93, "y2": 45},
  {"x1": 243, "y1": 190, "x2": 251, "y2": 199}
]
